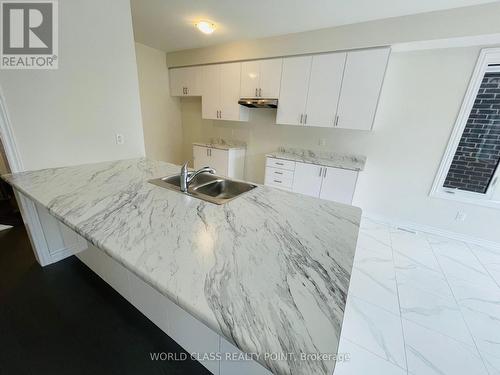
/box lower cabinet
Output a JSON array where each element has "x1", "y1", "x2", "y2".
[
  {"x1": 193, "y1": 145, "x2": 246, "y2": 179},
  {"x1": 292, "y1": 162, "x2": 323, "y2": 197},
  {"x1": 265, "y1": 157, "x2": 358, "y2": 205},
  {"x1": 319, "y1": 166, "x2": 358, "y2": 204},
  {"x1": 76, "y1": 245, "x2": 272, "y2": 375}
]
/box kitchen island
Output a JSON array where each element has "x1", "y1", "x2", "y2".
[{"x1": 3, "y1": 158, "x2": 361, "y2": 375}]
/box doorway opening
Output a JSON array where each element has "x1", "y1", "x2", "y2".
[{"x1": 0, "y1": 136, "x2": 22, "y2": 230}]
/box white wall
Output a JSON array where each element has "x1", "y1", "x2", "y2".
[
  {"x1": 166, "y1": 2, "x2": 500, "y2": 67},
  {"x1": 179, "y1": 45, "x2": 500, "y2": 243},
  {"x1": 0, "y1": 0, "x2": 145, "y2": 171},
  {"x1": 135, "y1": 43, "x2": 183, "y2": 164}
]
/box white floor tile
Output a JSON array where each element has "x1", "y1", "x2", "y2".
[
  {"x1": 397, "y1": 283, "x2": 475, "y2": 346},
  {"x1": 430, "y1": 238, "x2": 491, "y2": 284},
  {"x1": 395, "y1": 263, "x2": 453, "y2": 299},
  {"x1": 340, "y1": 295, "x2": 406, "y2": 369},
  {"x1": 458, "y1": 292, "x2": 500, "y2": 359},
  {"x1": 349, "y1": 251, "x2": 400, "y2": 314},
  {"x1": 334, "y1": 337, "x2": 406, "y2": 375},
  {"x1": 483, "y1": 353, "x2": 500, "y2": 375},
  {"x1": 469, "y1": 244, "x2": 500, "y2": 288},
  {"x1": 403, "y1": 318, "x2": 488, "y2": 375}
]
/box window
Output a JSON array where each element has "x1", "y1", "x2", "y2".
[{"x1": 431, "y1": 48, "x2": 500, "y2": 208}]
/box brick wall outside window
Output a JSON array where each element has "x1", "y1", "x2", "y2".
[{"x1": 444, "y1": 71, "x2": 500, "y2": 194}]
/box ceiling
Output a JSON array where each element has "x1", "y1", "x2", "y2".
[{"x1": 131, "y1": 0, "x2": 498, "y2": 52}]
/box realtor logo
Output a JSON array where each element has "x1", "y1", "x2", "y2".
[{"x1": 1, "y1": 0, "x2": 58, "y2": 69}]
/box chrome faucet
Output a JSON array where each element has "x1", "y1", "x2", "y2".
[{"x1": 180, "y1": 162, "x2": 216, "y2": 192}]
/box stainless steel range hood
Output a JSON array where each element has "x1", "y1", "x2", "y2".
[{"x1": 238, "y1": 98, "x2": 278, "y2": 108}]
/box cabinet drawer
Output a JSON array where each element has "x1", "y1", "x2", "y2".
[
  {"x1": 265, "y1": 168, "x2": 294, "y2": 189},
  {"x1": 265, "y1": 167, "x2": 294, "y2": 182},
  {"x1": 266, "y1": 157, "x2": 296, "y2": 171}
]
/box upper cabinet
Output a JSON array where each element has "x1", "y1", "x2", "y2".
[
  {"x1": 336, "y1": 48, "x2": 390, "y2": 130},
  {"x1": 276, "y1": 47, "x2": 389, "y2": 130},
  {"x1": 169, "y1": 66, "x2": 202, "y2": 96},
  {"x1": 276, "y1": 56, "x2": 311, "y2": 126},
  {"x1": 305, "y1": 52, "x2": 346, "y2": 128},
  {"x1": 201, "y1": 63, "x2": 249, "y2": 122},
  {"x1": 169, "y1": 47, "x2": 389, "y2": 129},
  {"x1": 241, "y1": 59, "x2": 283, "y2": 98}
]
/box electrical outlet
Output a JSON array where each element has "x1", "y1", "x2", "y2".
[
  {"x1": 319, "y1": 138, "x2": 326, "y2": 146},
  {"x1": 115, "y1": 133, "x2": 124, "y2": 145},
  {"x1": 455, "y1": 211, "x2": 467, "y2": 222}
]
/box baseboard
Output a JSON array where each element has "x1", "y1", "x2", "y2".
[{"x1": 363, "y1": 211, "x2": 500, "y2": 250}]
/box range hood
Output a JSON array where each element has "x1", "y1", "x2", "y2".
[{"x1": 238, "y1": 98, "x2": 278, "y2": 108}]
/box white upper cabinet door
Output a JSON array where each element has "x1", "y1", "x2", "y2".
[
  {"x1": 336, "y1": 48, "x2": 390, "y2": 130},
  {"x1": 201, "y1": 64, "x2": 220, "y2": 120},
  {"x1": 240, "y1": 60, "x2": 260, "y2": 98},
  {"x1": 209, "y1": 148, "x2": 229, "y2": 177},
  {"x1": 184, "y1": 66, "x2": 202, "y2": 96},
  {"x1": 319, "y1": 167, "x2": 358, "y2": 204},
  {"x1": 169, "y1": 68, "x2": 188, "y2": 96},
  {"x1": 220, "y1": 62, "x2": 248, "y2": 121},
  {"x1": 305, "y1": 52, "x2": 346, "y2": 128},
  {"x1": 292, "y1": 162, "x2": 323, "y2": 197},
  {"x1": 276, "y1": 56, "x2": 312, "y2": 126},
  {"x1": 169, "y1": 67, "x2": 202, "y2": 96},
  {"x1": 259, "y1": 58, "x2": 283, "y2": 98}
]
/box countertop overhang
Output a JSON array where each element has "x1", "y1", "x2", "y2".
[{"x1": 3, "y1": 158, "x2": 361, "y2": 375}]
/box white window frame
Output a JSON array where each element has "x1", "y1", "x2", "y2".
[{"x1": 430, "y1": 48, "x2": 500, "y2": 209}]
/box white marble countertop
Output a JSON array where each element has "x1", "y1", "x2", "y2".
[
  {"x1": 193, "y1": 139, "x2": 246, "y2": 150},
  {"x1": 267, "y1": 147, "x2": 366, "y2": 171},
  {"x1": 3, "y1": 158, "x2": 361, "y2": 375}
]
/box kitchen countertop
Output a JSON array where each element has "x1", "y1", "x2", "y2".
[
  {"x1": 267, "y1": 147, "x2": 366, "y2": 171},
  {"x1": 193, "y1": 139, "x2": 246, "y2": 150},
  {"x1": 3, "y1": 158, "x2": 361, "y2": 375}
]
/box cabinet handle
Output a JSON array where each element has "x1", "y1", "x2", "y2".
[
  {"x1": 318, "y1": 167, "x2": 322, "y2": 177},
  {"x1": 186, "y1": 87, "x2": 189, "y2": 95},
  {"x1": 273, "y1": 180, "x2": 282, "y2": 184},
  {"x1": 255, "y1": 88, "x2": 258, "y2": 97},
  {"x1": 210, "y1": 149, "x2": 212, "y2": 156},
  {"x1": 300, "y1": 114, "x2": 303, "y2": 124},
  {"x1": 219, "y1": 110, "x2": 222, "y2": 119},
  {"x1": 274, "y1": 171, "x2": 283, "y2": 175},
  {"x1": 276, "y1": 162, "x2": 284, "y2": 166},
  {"x1": 304, "y1": 114, "x2": 307, "y2": 124},
  {"x1": 334, "y1": 115, "x2": 339, "y2": 127},
  {"x1": 259, "y1": 88, "x2": 262, "y2": 97},
  {"x1": 323, "y1": 168, "x2": 327, "y2": 178}
]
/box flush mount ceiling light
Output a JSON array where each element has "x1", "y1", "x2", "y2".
[{"x1": 195, "y1": 20, "x2": 216, "y2": 34}]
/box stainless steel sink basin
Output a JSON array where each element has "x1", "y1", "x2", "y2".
[{"x1": 149, "y1": 173, "x2": 257, "y2": 205}]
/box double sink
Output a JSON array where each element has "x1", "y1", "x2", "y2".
[{"x1": 149, "y1": 172, "x2": 257, "y2": 205}]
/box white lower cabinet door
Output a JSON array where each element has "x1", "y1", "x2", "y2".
[
  {"x1": 209, "y1": 148, "x2": 229, "y2": 177},
  {"x1": 126, "y1": 271, "x2": 171, "y2": 335},
  {"x1": 220, "y1": 338, "x2": 272, "y2": 375},
  {"x1": 193, "y1": 145, "x2": 210, "y2": 170},
  {"x1": 319, "y1": 167, "x2": 358, "y2": 204},
  {"x1": 165, "y1": 298, "x2": 220, "y2": 374},
  {"x1": 292, "y1": 162, "x2": 323, "y2": 197},
  {"x1": 76, "y1": 246, "x2": 130, "y2": 300}
]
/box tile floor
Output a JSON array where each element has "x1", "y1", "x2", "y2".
[{"x1": 334, "y1": 218, "x2": 500, "y2": 375}]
